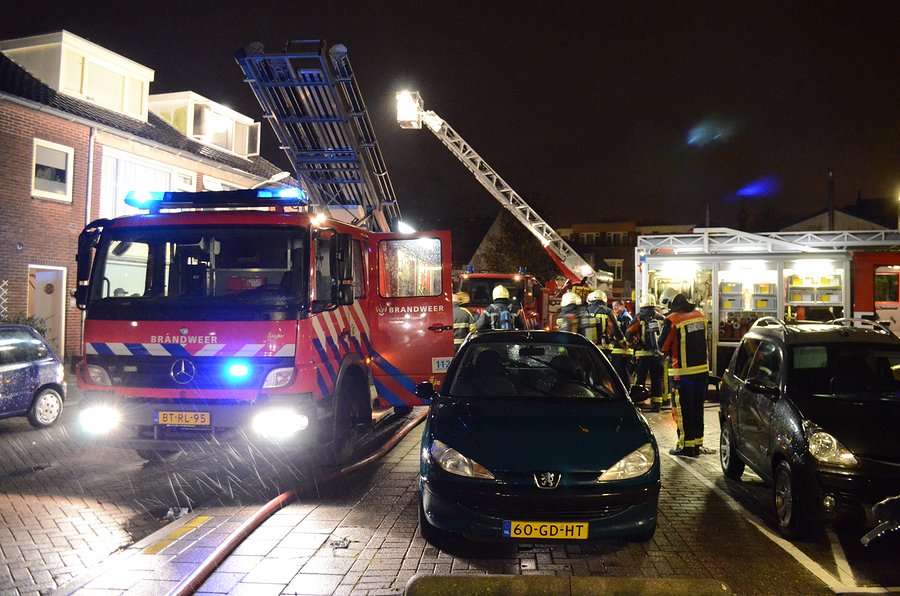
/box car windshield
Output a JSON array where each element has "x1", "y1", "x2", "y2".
[
  {"x1": 87, "y1": 225, "x2": 308, "y2": 321},
  {"x1": 446, "y1": 342, "x2": 620, "y2": 400},
  {"x1": 789, "y1": 342, "x2": 900, "y2": 401}
]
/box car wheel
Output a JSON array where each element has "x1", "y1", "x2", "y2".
[
  {"x1": 773, "y1": 460, "x2": 807, "y2": 539},
  {"x1": 719, "y1": 421, "x2": 745, "y2": 480},
  {"x1": 27, "y1": 388, "x2": 63, "y2": 428}
]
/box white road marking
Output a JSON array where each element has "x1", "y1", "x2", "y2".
[
  {"x1": 666, "y1": 453, "x2": 895, "y2": 594},
  {"x1": 826, "y1": 526, "x2": 855, "y2": 587}
]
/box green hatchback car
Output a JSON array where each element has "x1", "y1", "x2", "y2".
[{"x1": 416, "y1": 330, "x2": 660, "y2": 543}]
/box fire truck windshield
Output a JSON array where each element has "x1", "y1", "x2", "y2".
[
  {"x1": 88, "y1": 225, "x2": 308, "y2": 321},
  {"x1": 460, "y1": 277, "x2": 525, "y2": 308}
]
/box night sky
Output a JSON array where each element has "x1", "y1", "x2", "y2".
[{"x1": 3, "y1": 1, "x2": 898, "y2": 231}]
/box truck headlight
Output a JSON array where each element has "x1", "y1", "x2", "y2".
[
  {"x1": 85, "y1": 365, "x2": 111, "y2": 386},
  {"x1": 263, "y1": 367, "x2": 295, "y2": 389},
  {"x1": 252, "y1": 408, "x2": 309, "y2": 439},
  {"x1": 803, "y1": 421, "x2": 858, "y2": 467},
  {"x1": 80, "y1": 405, "x2": 120, "y2": 435},
  {"x1": 598, "y1": 443, "x2": 656, "y2": 482}
]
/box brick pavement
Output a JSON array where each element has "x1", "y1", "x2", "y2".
[
  {"x1": 0, "y1": 373, "x2": 323, "y2": 596},
  {"x1": 175, "y1": 405, "x2": 833, "y2": 595}
]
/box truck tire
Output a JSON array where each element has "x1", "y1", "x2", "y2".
[{"x1": 330, "y1": 373, "x2": 368, "y2": 465}]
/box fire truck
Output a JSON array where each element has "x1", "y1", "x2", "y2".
[
  {"x1": 74, "y1": 42, "x2": 454, "y2": 461},
  {"x1": 456, "y1": 269, "x2": 545, "y2": 329},
  {"x1": 396, "y1": 90, "x2": 613, "y2": 329}
]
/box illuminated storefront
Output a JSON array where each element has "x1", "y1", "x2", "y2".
[{"x1": 636, "y1": 228, "x2": 900, "y2": 375}]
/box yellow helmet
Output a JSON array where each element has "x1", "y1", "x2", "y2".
[
  {"x1": 560, "y1": 291, "x2": 579, "y2": 307},
  {"x1": 587, "y1": 289, "x2": 607, "y2": 303},
  {"x1": 492, "y1": 285, "x2": 510, "y2": 300},
  {"x1": 640, "y1": 293, "x2": 656, "y2": 307},
  {"x1": 456, "y1": 291, "x2": 470, "y2": 305}
]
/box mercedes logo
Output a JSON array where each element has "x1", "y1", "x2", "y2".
[
  {"x1": 170, "y1": 359, "x2": 196, "y2": 384},
  {"x1": 533, "y1": 471, "x2": 561, "y2": 489}
]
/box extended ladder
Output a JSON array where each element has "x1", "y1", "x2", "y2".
[{"x1": 236, "y1": 40, "x2": 400, "y2": 232}]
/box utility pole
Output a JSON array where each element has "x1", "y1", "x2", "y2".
[{"x1": 827, "y1": 170, "x2": 835, "y2": 231}]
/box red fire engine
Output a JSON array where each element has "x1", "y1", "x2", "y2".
[
  {"x1": 456, "y1": 269, "x2": 545, "y2": 329},
  {"x1": 74, "y1": 189, "x2": 453, "y2": 459},
  {"x1": 74, "y1": 41, "x2": 455, "y2": 461}
]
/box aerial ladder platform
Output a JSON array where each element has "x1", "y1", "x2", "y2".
[
  {"x1": 396, "y1": 90, "x2": 612, "y2": 289},
  {"x1": 236, "y1": 40, "x2": 400, "y2": 232}
]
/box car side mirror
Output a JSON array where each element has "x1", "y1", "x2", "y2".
[
  {"x1": 415, "y1": 381, "x2": 437, "y2": 400},
  {"x1": 746, "y1": 376, "x2": 780, "y2": 398}
]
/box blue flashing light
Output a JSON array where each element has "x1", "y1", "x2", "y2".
[
  {"x1": 124, "y1": 190, "x2": 165, "y2": 207},
  {"x1": 518, "y1": 266, "x2": 527, "y2": 274},
  {"x1": 466, "y1": 266, "x2": 475, "y2": 273},
  {"x1": 256, "y1": 187, "x2": 306, "y2": 201},
  {"x1": 226, "y1": 361, "x2": 251, "y2": 380},
  {"x1": 736, "y1": 176, "x2": 780, "y2": 198}
]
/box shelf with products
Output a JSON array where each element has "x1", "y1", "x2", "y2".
[{"x1": 718, "y1": 309, "x2": 778, "y2": 341}]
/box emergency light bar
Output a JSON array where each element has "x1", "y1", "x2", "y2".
[{"x1": 124, "y1": 188, "x2": 307, "y2": 212}]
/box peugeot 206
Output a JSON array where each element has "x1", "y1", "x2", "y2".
[{"x1": 416, "y1": 330, "x2": 659, "y2": 543}]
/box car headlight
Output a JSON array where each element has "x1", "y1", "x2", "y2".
[
  {"x1": 598, "y1": 443, "x2": 656, "y2": 482},
  {"x1": 803, "y1": 421, "x2": 858, "y2": 467},
  {"x1": 85, "y1": 365, "x2": 111, "y2": 386},
  {"x1": 263, "y1": 367, "x2": 295, "y2": 389},
  {"x1": 429, "y1": 439, "x2": 495, "y2": 479},
  {"x1": 80, "y1": 405, "x2": 120, "y2": 435}
]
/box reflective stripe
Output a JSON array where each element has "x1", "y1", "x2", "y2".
[
  {"x1": 668, "y1": 364, "x2": 710, "y2": 376},
  {"x1": 611, "y1": 348, "x2": 632, "y2": 355}
]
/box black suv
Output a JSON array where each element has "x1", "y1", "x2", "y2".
[{"x1": 719, "y1": 318, "x2": 900, "y2": 538}]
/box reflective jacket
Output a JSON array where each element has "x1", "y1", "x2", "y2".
[
  {"x1": 555, "y1": 304, "x2": 583, "y2": 333},
  {"x1": 660, "y1": 308, "x2": 709, "y2": 376},
  {"x1": 584, "y1": 302, "x2": 623, "y2": 349},
  {"x1": 627, "y1": 306, "x2": 665, "y2": 357},
  {"x1": 453, "y1": 305, "x2": 476, "y2": 346}
]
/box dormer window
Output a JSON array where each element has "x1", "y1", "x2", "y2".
[{"x1": 151, "y1": 91, "x2": 260, "y2": 158}]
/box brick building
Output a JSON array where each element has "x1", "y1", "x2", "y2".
[{"x1": 0, "y1": 31, "x2": 284, "y2": 361}]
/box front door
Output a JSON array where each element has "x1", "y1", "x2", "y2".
[
  {"x1": 368, "y1": 231, "x2": 454, "y2": 407},
  {"x1": 28, "y1": 267, "x2": 66, "y2": 358}
]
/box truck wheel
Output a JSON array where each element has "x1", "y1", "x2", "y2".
[{"x1": 331, "y1": 375, "x2": 368, "y2": 465}]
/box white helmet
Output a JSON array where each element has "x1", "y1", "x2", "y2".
[
  {"x1": 560, "y1": 291, "x2": 579, "y2": 307},
  {"x1": 640, "y1": 294, "x2": 656, "y2": 307},
  {"x1": 587, "y1": 289, "x2": 607, "y2": 303},
  {"x1": 659, "y1": 287, "x2": 678, "y2": 309},
  {"x1": 492, "y1": 285, "x2": 510, "y2": 300}
]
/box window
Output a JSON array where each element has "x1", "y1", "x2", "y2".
[
  {"x1": 606, "y1": 231, "x2": 628, "y2": 246},
  {"x1": 32, "y1": 139, "x2": 74, "y2": 202},
  {"x1": 875, "y1": 272, "x2": 899, "y2": 302},
  {"x1": 378, "y1": 238, "x2": 442, "y2": 298},
  {"x1": 731, "y1": 338, "x2": 760, "y2": 380},
  {"x1": 608, "y1": 259, "x2": 624, "y2": 281},
  {"x1": 352, "y1": 239, "x2": 366, "y2": 299},
  {"x1": 747, "y1": 341, "x2": 781, "y2": 385}
]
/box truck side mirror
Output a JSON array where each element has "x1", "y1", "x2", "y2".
[{"x1": 331, "y1": 233, "x2": 354, "y2": 306}]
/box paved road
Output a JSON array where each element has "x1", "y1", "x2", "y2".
[
  {"x1": 4, "y1": 390, "x2": 898, "y2": 595},
  {"x1": 0, "y1": 377, "x2": 328, "y2": 595}
]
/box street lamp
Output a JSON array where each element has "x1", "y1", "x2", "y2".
[{"x1": 251, "y1": 171, "x2": 291, "y2": 189}]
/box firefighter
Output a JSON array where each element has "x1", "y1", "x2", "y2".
[
  {"x1": 627, "y1": 294, "x2": 667, "y2": 412},
  {"x1": 475, "y1": 285, "x2": 523, "y2": 331},
  {"x1": 555, "y1": 291, "x2": 583, "y2": 332},
  {"x1": 611, "y1": 298, "x2": 635, "y2": 384},
  {"x1": 452, "y1": 292, "x2": 476, "y2": 351},
  {"x1": 660, "y1": 293, "x2": 710, "y2": 457},
  {"x1": 585, "y1": 290, "x2": 629, "y2": 382}
]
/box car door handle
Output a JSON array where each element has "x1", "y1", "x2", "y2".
[{"x1": 428, "y1": 324, "x2": 454, "y2": 332}]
